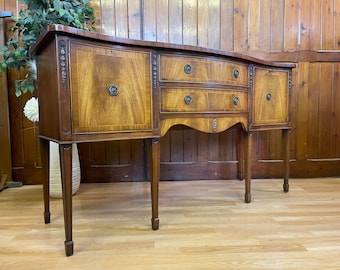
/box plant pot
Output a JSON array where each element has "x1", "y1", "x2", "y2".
[{"x1": 49, "y1": 141, "x2": 81, "y2": 198}]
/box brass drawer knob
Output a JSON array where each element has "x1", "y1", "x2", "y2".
[
  {"x1": 184, "y1": 64, "x2": 192, "y2": 74},
  {"x1": 266, "y1": 93, "x2": 272, "y2": 101},
  {"x1": 233, "y1": 96, "x2": 240, "y2": 105},
  {"x1": 108, "y1": 85, "x2": 119, "y2": 96},
  {"x1": 234, "y1": 69, "x2": 239, "y2": 78},
  {"x1": 184, "y1": 95, "x2": 193, "y2": 105}
]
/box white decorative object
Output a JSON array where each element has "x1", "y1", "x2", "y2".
[
  {"x1": 49, "y1": 141, "x2": 81, "y2": 198},
  {"x1": 23, "y1": 97, "x2": 39, "y2": 122},
  {"x1": 23, "y1": 95, "x2": 81, "y2": 198}
]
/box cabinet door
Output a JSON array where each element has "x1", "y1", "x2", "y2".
[
  {"x1": 69, "y1": 41, "x2": 152, "y2": 133},
  {"x1": 252, "y1": 67, "x2": 289, "y2": 126}
]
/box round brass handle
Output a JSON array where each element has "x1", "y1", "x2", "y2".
[
  {"x1": 266, "y1": 93, "x2": 272, "y2": 101},
  {"x1": 234, "y1": 69, "x2": 239, "y2": 78},
  {"x1": 184, "y1": 64, "x2": 192, "y2": 74},
  {"x1": 233, "y1": 96, "x2": 240, "y2": 105},
  {"x1": 184, "y1": 95, "x2": 193, "y2": 105},
  {"x1": 108, "y1": 85, "x2": 119, "y2": 96}
]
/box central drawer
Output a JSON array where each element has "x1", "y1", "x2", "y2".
[
  {"x1": 160, "y1": 54, "x2": 248, "y2": 86},
  {"x1": 161, "y1": 88, "x2": 248, "y2": 112}
]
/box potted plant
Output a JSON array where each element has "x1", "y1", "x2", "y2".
[
  {"x1": 0, "y1": 0, "x2": 95, "y2": 197},
  {"x1": 0, "y1": 0, "x2": 95, "y2": 96}
]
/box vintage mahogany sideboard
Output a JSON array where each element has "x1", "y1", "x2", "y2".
[{"x1": 31, "y1": 25, "x2": 295, "y2": 256}]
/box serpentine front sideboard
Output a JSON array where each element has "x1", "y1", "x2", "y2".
[{"x1": 31, "y1": 25, "x2": 295, "y2": 256}]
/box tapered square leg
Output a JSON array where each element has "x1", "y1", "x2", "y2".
[
  {"x1": 282, "y1": 129, "x2": 290, "y2": 193},
  {"x1": 244, "y1": 131, "x2": 252, "y2": 203},
  {"x1": 150, "y1": 138, "x2": 160, "y2": 230},
  {"x1": 60, "y1": 144, "x2": 74, "y2": 256},
  {"x1": 40, "y1": 138, "x2": 51, "y2": 224}
]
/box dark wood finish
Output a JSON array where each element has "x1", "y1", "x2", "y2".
[
  {"x1": 0, "y1": 10, "x2": 12, "y2": 187},
  {"x1": 32, "y1": 24, "x2": 294, "y2": 256}
]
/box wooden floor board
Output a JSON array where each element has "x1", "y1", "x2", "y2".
[{"x1": 1, "y1": 178, "x2": 340, "y2": 269}]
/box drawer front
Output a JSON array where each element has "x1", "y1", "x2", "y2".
[
  {"x1": 160, "y1": 54, "x2": 248, "y2": 86},
  {"x1": 161, "y1": 88, "x2": 248, "y2": 112},
  {"x1": 69, "y1": 41, "x2": 152, "y2": 133},
  {"x1": 253, "y1": 67, "x2": 289, "y2": 125}
]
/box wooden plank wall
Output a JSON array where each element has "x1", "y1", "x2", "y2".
[
  {"x1": 5, "y1": 0, "x2": 340, "y2": 184},
  {"x1": 0, "y1": 0, "x2": 13, "y2": 186},
  {"x1": 2, "y1": 0, "x2": 43, "y2": 185}
]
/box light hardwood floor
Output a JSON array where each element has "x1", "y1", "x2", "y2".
[{"x1": 1, "y1": 178, "x2": 340, "y2": 270}]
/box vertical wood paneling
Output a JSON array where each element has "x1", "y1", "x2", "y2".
[
  {"x1": 127, "y1": 0, "x2": 141, "y2": 39},
  {"x1": 270, "y1": 0, "x2": 284, "y2": 50},
  {"x1": 284, "y1": 0, "x2": 299, "y2": 50},
  {"x1": 118, "y1": 140, "x2": 131, "y2": 164},
  {"x1": 233, "y1": 0, "x2": 248, "y2": 51},
  {"x1": 89, "y1": 142, "x2": 108, "y2": 165},
  {"x1": 259, "y1": 0, "x2": 271, "y2": 51},
  {"x1": 160, "y1": 132, "x2": 171, "y2": 162},
  {"x1": 197, "y1": 0, "x2": 208, "y2": 47},
  {"x1": 197, "y1": 132, "x2": 208, "y2": 162},
  {"x1": 90, "y1": 0, "x2": 101, "y2": 31},
  {"x1": 183, "y1": 129, "x2": 197, "y2": 162},
  {"x1": 156, "y1": 0, "x2": 169, "y2": 42},
  {"x1": 306, "y1": 63, "x2": 320, "y2": 158},
  {"x1": 143, "y1": 0, "x2": 156, "y2": 41},
  {"x1": 170, "y1": 128, "x2": 184, "y2": 162},
  {"x1": 248, "y1": 0, "x2": 260, "y2": 51},
  {"x1": 309, "y1": 0, "x2": 321, "y2": 50},
  {"x1": 0, "y1": 0, "x2": 12, "y2": 183},
  {"x1": 208, "y1": 133, "x2": 220, "y2": 161},
  {"x1": 5, "y1": 1, "x2": 44, "y2": 184},
  {"x1": 318, "y1": 63, "x2": 333, "y2": 158},
  {"x1": 219, "y1": 130, "x2": 236, "y2": 160},
  {"x1": 299, "y1": 0, "x2": 311, "y2": 50},
  {"x1": 321, "y1": 0, "x2": 334, "y2": 50},
  {"x1": 168, "y1": 0, "x2": 183, "y2": 44},
  {"x1": 268, "y1": 131, "x2": 282, "y2": 159},
  {"x1": 115, "y1": 0, "x2": 129, "y2": 37},
  {"x1": 289, "y1": 67, "x2": 298, "y2": 159},
  {"x1": 0, "y1": 0, "x2": 3, "y2": 41},
  {"x1": 295, "y1": 62, "x2": 309, "y2": 160},
  {"x1": 183, "y1": 0, "x2": 197, "y2": 46},
  {"x1": 100, "y1": 0, "x2": 116, "y2": 35},
  {"x1": 207, "y1": 0, "x2": 220, "y2": 49},
  {"x1": 220, "y1": 0, "x2": 234, "y2": 51},
  {"x1": 334, "y1": 0, "x2": 340, "y2": 50},
  {"x1": 332, "y1": 63, "x2": 340, "y2": 156}
]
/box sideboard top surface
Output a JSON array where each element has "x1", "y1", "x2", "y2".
[{"x1": 31, "y1": 24, "x2": 295, "y2": 69}]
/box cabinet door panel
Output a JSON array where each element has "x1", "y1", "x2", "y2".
[
  {"x1": 69, "y1": 42, "x2": 152, "y2": 133},
  {"x1": 253, "y1": 67, "x2": 289, "y2": 125}
]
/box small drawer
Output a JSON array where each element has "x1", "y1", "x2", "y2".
[
  {"x1": 161, "y1": 88, "x2": 248, "y2": 113},
  {"x1": 160, "y1": 54, "x2": 248, "y2": 86}
]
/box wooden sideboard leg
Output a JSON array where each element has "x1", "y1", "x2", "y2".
[
  {"x1": 282, "y1": 129, "x2": 290, "y2": 193},
  {"x1": 244, "y1": 131, "x2": 252, "y2": 203},
  {"x1": 150, "y1": 138, "x2": 160, "y2": 230},
  {"x1": 40, "y1": 138, "x2": 51, "y2": 224},
  {"x1": 237, "y1": 126, "x2": 245, "y2": 181},
  {"x1": 60, "y1": 144, "x2": 74, "y2": 256}
]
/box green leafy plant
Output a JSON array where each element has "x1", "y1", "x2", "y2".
[{"x1": 0, "y1": 0, "x2": 95, "y2": 96}]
